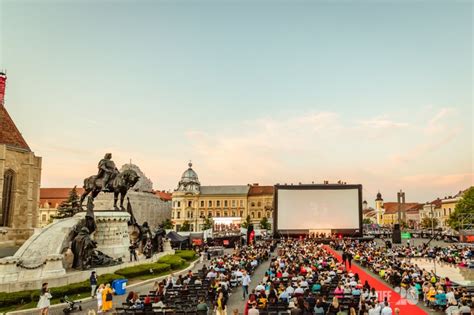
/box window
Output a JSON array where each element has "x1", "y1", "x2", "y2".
[
  {"x1": 200, "y1": 200, "x2": 204, "y2": 207},
  {"x1": 251, "y1": 212, "x2": 255, "y2": 219},
  {"x1": 232, "y1": 211, "x2": 236, "y2": 217},
  {"x1": 42, "y1": 214, "x2": 47, "y2": 222},
  {"x1": 177, "y1": 211, "x2": 181, "y2": 219},
  {"x1": 251, "y1": 202, "x2": 255, "y2": 207},
  {"x1": 224, "y1": 200, "x2": 228, "y2": 207},
  {"x1": 258, "y1": 212, "x2": 261, "y2": 219},
  {"x1": 240, "y1": 200, "x2": 243, "y2": 207},
  {"x1": 240, "y1": 211, "x2": 243, "y2": 217},
  {"x1": 200, "y1": 211, "x2": 204, "y2": 218},
  {"x1": 257, "y1": 201, "x2": 262, "y2": 207},
  {"x1": 449, "y1": 208, "x2": 452, "y2": 215},
  {"x1": 217, "y1": 200, "x2": 221, "y2": 207},
  {"x1": 188, "y1": 201, "x2": 192, "y2": 207},
  {"x1": 208, "y1": 211, "x2": 212, "y2": 217},
  {"x1": 267, "y1": 212, "x2": 271, "y2": 218},
  {"x1": 208, "y1": 200, "x2": 212, "y2": 207},
  {"x1": 1, "y1": 169, "x2": 15, "y2": 227},
  {"x1": 224, "y1": 211, "x2": 228, "y2": 217},
  {"x1": 232, "y1": 200, "x2": 236, "y2": 207},
  {"x1": 176, "y1": 225, "x2": 181, "y2": 231},
  {"x1": 177, "y1": 201, "x2": 181, "y2": 208},
  {"x1": 216, "y1": 212, "x2": 220, "y2": 217}
]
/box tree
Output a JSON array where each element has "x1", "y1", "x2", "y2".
[
  {"x1": 260, "y1": 216, "x2": 271, "y2": 230},
  {"x1": 421, "y1": 217, "x2": 439, "y2": 229},
  {"x1": 362, "y1": 218, "x2": 373, "y2": 225},
  {"x1": 241, "y1": 215, "x2": 251, "y2": 228},
  {"x1": 161, "y1": 218, "x2": 174, "y2": 230},
  {"x1": 52, "y1": 186, "x2": 80, "y2": 219},
  {"x1": 202, "y1": 216, "x2": 213, "y2": 230},
  {"x1": 448, "y1": 187, "x2": 474, "y2": 230},
  {"x1": 180, "y1": 220, "x2": 191, "y2": 232}
]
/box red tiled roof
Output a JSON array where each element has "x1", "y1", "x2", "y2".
[
  {"x1": 429, "y1": 198, "x2": 443, "y2": 207},
  {"x1": 382, "y1": 202, "x2": 422, "y2": 214},
  {"x1": 154, "y1": 190, "x2": 172, "y2": 201},
  {"x1": 248, "y1": 185, "x2": 274, "y2": 196},
  {"x1": 40, "y1": 187, "x2": 85, "y2": 207},
  {"x1": 0, "y1": 105, "x2": 30, "y2": 151}
]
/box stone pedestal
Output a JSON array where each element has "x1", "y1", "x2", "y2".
[
  {"x1": 93, "y1": 211, "x2": 131, "y2": 260},
  {"x1": 163, "y1": 239, "x2": 172, "y2": 252}
]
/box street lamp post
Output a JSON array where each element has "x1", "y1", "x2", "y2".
[{"x1": 430, "y1": 203, "x2": 434, "y2": 236}]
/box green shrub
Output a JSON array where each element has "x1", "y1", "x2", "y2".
[
  {"x1": 0, "y1": 273, "x2": 120, "y2": 308},
  {"x1": 157, "y1": 255, "x2": 186, "y2": 269},
  {"x1": 0, "y1": 290, "x2": 37, "y2": 307},
  {"x1": 175, "y1": 250, "x2": 197, "y2": 261},
  {"x1": 115, "y1": 263, "x2": 170, "y2": 278}
]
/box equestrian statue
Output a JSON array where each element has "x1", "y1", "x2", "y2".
[{"x1": 80, "y1": 153, "x2": 140, "y2": 210}]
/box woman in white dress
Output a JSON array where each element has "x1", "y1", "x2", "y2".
[
  {"x1": 37, "y1": 283, "x2": 52, "y2": 315},
  {"x1": 96, "y1": 284, "x2": 105, "y2": 313}
]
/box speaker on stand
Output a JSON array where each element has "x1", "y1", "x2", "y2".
[{"x1": 392, "y1": 224, "x2": 401, "y2": 244}]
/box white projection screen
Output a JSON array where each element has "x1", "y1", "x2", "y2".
[{"x1": 274, "y1": 185, "x2": 362, "y2": 235}]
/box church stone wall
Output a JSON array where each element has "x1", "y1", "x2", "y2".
[{"x1": 0, "y1": 144, "x2": 42, "y2": 246}]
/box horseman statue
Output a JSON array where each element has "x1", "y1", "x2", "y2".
[
  {"x1": 98, "y1": 153, "x2": 119, "y2": 192},
  {"x1": 79, "y1": 153, "x2": 140, "y2": 210}
]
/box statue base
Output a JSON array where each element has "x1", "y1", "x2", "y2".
[{"x1": 93, "y1": 211, "x2": 131, "y2": 260}]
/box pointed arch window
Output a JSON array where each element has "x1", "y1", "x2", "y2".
[{"x1": 1, "y1": 169, "x2": 15, "y2": 227}]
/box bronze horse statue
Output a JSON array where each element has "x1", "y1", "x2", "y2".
[{"x1": 80, "y1": 169, "x2": 140, "y2": 210}]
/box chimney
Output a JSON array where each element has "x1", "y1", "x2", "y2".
[
  {"x1": 253, "y1": 183, "x2": 259, "y2": 186},
  {"x1": 0, "y1": 72, "x2": 6, "y2": 106}
]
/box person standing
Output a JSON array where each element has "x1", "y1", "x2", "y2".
[
  {"x1": 37, "y1": 283, "x2": 52, "y2": 315},
  {"x1": 101, "y1": 283, "x2": 114, "y2": 313},
  {"x1": 129, "y1": 241, "x2": 138, "y2": 262},
  {"x1": 342, "y1": 251, "x2": 347, "y2": 266},
  {"x1": 90, "y1": 271, "x2": 98, "y2": 298},
  {"x1": 215, "y1": 291, "x2": 227, "y2": 315},
  {"x1": 242, "y1": 269, "x2": 251, "y2": 300},
  {"x1": 347, "y1": 251, "x2": 353, "y2": 269},
  {"x1": 96, "y1": 284, "x2": 105, "y2": 313}
]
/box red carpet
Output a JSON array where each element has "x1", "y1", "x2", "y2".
[{"x1": 324, "y1": 245, "x2": 428, "y2": 315}]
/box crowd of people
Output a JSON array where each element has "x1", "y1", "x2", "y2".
[
  {"x1": 244, "y1": 239, "x2": 403, "y2": 315},
  {"x1": 334, "y1": 239, "x2": 473, "y2": 314},
  {"x1": 35, "y1": 237, "x2": 472, "y2": 315}
]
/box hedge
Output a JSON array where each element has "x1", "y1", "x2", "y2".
[
  {"x1": 157, "y1": 255, "x2": 186, "y2": 269},
  {"x1": 175, "y1": 250, "x2": 197, "y2": 261},
  {"x1": 0, "y1": 273, "x2": 122, "y2": 308},
  {"x1": 115, "y1": 263, "x2": 170, "y2": 278},
  {"x1": 0, "y1": 254, "x2": 192, "y2": 308}
]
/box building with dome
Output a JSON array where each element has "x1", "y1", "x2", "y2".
[{"x1": 172, "y1": 162, "x2": 253, "y2": 232}]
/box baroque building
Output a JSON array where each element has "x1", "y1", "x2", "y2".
[
  {"x1": 171, "y1": 162, "x2": 251, "y2": 232},
  {"x1": 0, "y1": 72, "x2": 42, "y2": 246},
  {"x1": 247, "y1": 184, "x2": 274, "y2": 226}
]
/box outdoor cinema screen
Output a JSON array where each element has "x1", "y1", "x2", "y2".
[{"x1": 275, "y1": 185, "x2": 362, "y2": 231}]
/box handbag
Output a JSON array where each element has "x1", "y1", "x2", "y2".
[{"x1": 105, "y1": 292, "x2": 113, "y2": 302}]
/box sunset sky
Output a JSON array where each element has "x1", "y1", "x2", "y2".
[{"x1": 1, "y1": 0, "x2": 472, "y2": 205}]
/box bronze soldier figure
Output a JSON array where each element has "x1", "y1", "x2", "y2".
[{"x1": 97, "y1": 153, "x2": 119, "y2": 192}]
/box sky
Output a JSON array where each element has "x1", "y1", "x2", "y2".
[{"x1": 0, "y1": 0, "x2": 472, "y2": 205}]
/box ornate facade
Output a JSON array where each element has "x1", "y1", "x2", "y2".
[
  {"x1": 0, "y1": 73, "x2": 42, "y2": 246},
  {"x1": 172, "y1": 162, "x2": 275, "y2": 232}
]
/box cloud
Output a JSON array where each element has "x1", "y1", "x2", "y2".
[
  {"x1": 357, "y1": 116, "x2": 409, "y2": 129},
  {"x1": 401, "y1": 172, "x2": 474, "y2": 188},
  {"x1": 424, "y1": 107, "x2": 455, "y2": 134}
]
